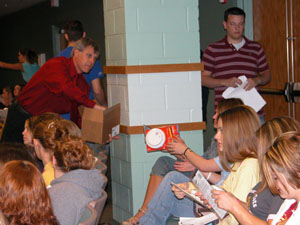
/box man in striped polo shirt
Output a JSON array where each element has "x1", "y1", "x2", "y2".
[{"x1": 202, "y1": 7, "x2": 271, "y2": 118}]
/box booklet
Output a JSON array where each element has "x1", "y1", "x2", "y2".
[{"x1": 171, "y1": 170, "x2": 227, "y2": 219}]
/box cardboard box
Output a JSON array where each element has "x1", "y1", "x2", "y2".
[{"x1": 81, "y1": 104, "x2": 120, "y2": 144}]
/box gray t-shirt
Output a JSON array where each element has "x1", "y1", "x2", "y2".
[{"x1": 247, "y1": 182, "x2": 284, "y2": 221}]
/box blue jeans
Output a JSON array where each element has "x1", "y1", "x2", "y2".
[
  {"x1": 151, "y1": 156, "x2": 193, "y2": 178},
  {"x1": 139, "y1": 171, "x2": 194, "y2": 225}
]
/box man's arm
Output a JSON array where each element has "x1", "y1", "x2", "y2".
[
  {"x1": 202, "y1": 70, "x2": 242, "y2": 88},
  {"x1": 244, "y1": 70, "x2": 271, "y2": 91},
  {"x1": 91, "y1": 78, "x2": 107, "y2": 106}
]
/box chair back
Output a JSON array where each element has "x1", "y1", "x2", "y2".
[
  {"x1": 98, "y1": 152, "x2": 107, "y2": 164},
  {"x1": 78, "y1": 204, "x2": 98, "y2": 225},
  {"x1": 96, "y1": 160, "x2": 107, "y2": 175},
  {"x1": 89, "y1": 189, "x2": 108, "y2": 224}
]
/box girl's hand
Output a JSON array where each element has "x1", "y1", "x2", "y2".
[
  {"x1": 172, "y1": 182, "x2": 188, "y2": 199},
  {"x1": 211, "y1": 190, "x2": 238, "y2": 211},
  {"x1": 195, "y1": 192, "x2": 212, "y2": 208},
  {"x1": 174, "y1": 161, "x2": 196, "y2": 172},
  {"x1": 167, "y1": 136, "x2": 188, "y2": 155}
]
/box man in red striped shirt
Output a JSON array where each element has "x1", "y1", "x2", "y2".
[{"x1": 202, "y1": 7, "x2": 271, "y2": 117}]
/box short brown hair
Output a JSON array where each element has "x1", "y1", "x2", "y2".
[
  {"x1": 0, "y1": 160, "x2": 58, "y2": 225},
  {"x1": 54, "y1": 136, "x2": 95, "y2": 173},
  {"x1": 262, "y1": 131, "x2": 300, "y2": 194},
  {"x1": 218, "y1": 105, "x2": 260, "y2": 171}
]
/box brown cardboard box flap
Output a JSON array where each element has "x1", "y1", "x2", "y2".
[{"x1": 81, "y1": 104, "x2": 120, "y2": 144}]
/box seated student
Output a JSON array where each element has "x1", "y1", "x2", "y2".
[
  {"x1": 0, "y1": 87, "x2": 13, "y2": 109},
  {"x1": 22, "y1": 112, "x2": 63, "y2": 171},
  {"x1": 139, "y1": 105, "x2": 261, "y2": 225},
  {"x1": 211, "y1": 116, "x2": 300, "y2": 224},
  {"x1": 0, "y1": 48, "x2": 39, "y2": 82},
  {"x1": 32, "y1": 118, "x2": 81, "y2": 187},
  {"x1": 22, "y1": 112, "x2": 63, "y2": 147},
  {"x1": 122, "y1": 98, "x2": 243, "y2": 225},
  {"x1": 0, "y1": 142, "x2": 37, "y2": 168},
  {"x1": 262, "y1": 131, "x2": 300, "y2": 224},
  {"x1": 49, "y1": 136, "x2": 104, "y2": 225},
  {"x1": 0, "y1": 160, "x2": 59, "y2": 225},
  {"x1": 13, "y1": 84, "x2": 23, "y2": 98}
]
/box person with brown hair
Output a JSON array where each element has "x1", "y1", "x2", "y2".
[
  {"x1": 1, "y1": 37, "x2": 106, "y2": 144},
  {"x1": 22, "y1": 112, "x2": 62, "y2": 147},
  {"x1": 49, "y1": 136, "x2": 104, "y2": 225},
  {"x1": 0, "y1": 160, "x2": 59, "y2": 225},
  {"x1": 139, "y1": 105, "x2": 261, "y2": 225},
  {"x1": 32, "y1": 118, "x2": 81, "y2": 187},
  {"x1": 122, "y1": 98, "x2": 243, "y2": 225},
  {"x1": 0, "y1": 48, "x2": 40, "y2": 82},
  {"x1": 261, "y1": 131, "x2": 300, "y2": 224},
  {"x1": 211, "y1": 116, "x2": 300, "y2": 224}
]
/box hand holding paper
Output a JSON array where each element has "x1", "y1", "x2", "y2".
[{"x1": 222, "y1": 75, "x2": 266, "y2": 112}]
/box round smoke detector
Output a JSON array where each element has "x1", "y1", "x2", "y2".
[{"x1": 145, "y1": 128, "x2": 166, "y2": 149}]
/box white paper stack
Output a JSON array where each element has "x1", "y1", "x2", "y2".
[{"x1": 222, "y1": 75, "x2": 266, "y2": 112}]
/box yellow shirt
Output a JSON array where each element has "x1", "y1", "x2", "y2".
[
  {"x1": 219, "y1": 158, "x2": 261, "y2": 225},
  {"x1": 42, "y1": 162, "x2": 55, "y2": 187}
]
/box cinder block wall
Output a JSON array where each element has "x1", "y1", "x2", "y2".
[
  {"x1": 103, "y1": 0, "x2": 203, "y2": 222},
  {"x1": 104, "y1": 0, "x2": 200, "y2": 66}
]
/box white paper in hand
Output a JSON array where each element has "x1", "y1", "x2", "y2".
[{"x1": 222, "y1": 75, "x2": 266, "y2": 112}]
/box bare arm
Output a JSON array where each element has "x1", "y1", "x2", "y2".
[
  {"x1": 0, "y1": 62, "x2": 23, "y2": 71},
  {"x1": 202, "y1": 70, "x2": 242, "y2": 88},
  {"x1": 212, "y1": 190, "x2": 269, "y2": 225},
  {"x1": 167, "y1": 136, "x2": 221, "y2": 172},
  {"x1": 244, "y1": 70, "x2": 271, "y2": 90},
  {"x1": 202, "y1": 171, "x2": 221, "y2": 185},
  {"x1": 91, "y1": 78, "x2": 107, "y2": 106}
]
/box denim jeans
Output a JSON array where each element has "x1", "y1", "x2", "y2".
[
  {"x1": 151, "y1": 156, "x2": 193, "y2": 178},
  {"x1": 139, "y1": 171, "x2": 194, "y2": 225}
]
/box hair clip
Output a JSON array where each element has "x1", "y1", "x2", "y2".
[{"x1": 48, "y1": 121, "x2": 55, "y2": 129}]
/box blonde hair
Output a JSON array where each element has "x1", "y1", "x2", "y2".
[
  {"x1": 262, "y1": 131, "x2": 300, "y2": 194},
  {"x1": 218, "y1": 105, "x2": 260, "y2": 171},
  {"x1": 256, "y1": 116, "x2": 300, "y2": 191}
]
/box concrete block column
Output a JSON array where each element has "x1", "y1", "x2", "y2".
[{"x1": 103, "y1": 0, "x2": 203, "y2": 222}]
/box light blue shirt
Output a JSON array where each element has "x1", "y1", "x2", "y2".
[{"x1": 22, "y1": 62, "x2": 40, "y2": 82}]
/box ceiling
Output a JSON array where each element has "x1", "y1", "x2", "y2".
[{"x1": 0, "y1": 0, "x2": 47, "y2": 17}]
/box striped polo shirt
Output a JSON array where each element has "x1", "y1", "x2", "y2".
[{"x1": 202, "y1": 36, "x2": 269, "y2": 115}]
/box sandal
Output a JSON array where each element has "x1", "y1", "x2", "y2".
[{"x1": 121, "y1": 208, "x2": 146, "y2": 225}]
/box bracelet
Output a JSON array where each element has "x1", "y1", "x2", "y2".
[
  {"x1": 206, "y1": 172, "x2": 212, "y2": 180},
  {"x1": 183, "y1": 147, "x2": 190, "y2": 156}
]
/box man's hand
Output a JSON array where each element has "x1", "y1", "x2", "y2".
[
  {"x1": 93, "y1": 104, "x2": 107, "y2": 111},
  {"x1": 244, "y1": 77, "x2": 260, "y2": 91},
  {"x1": 223, "y1": 77, "x2": 242, "y2": 87}
]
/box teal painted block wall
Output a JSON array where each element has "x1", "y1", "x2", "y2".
[
  {"x1": 110, "y1": 130, "x2": 203, "y2": 221},
  {"x1": 124, "y1": 0, "x2": 200, "y2": 65}
]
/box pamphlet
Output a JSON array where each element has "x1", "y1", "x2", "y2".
[{"x1": 171, "y1": 170, "x2": 227, "y2": 220}]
